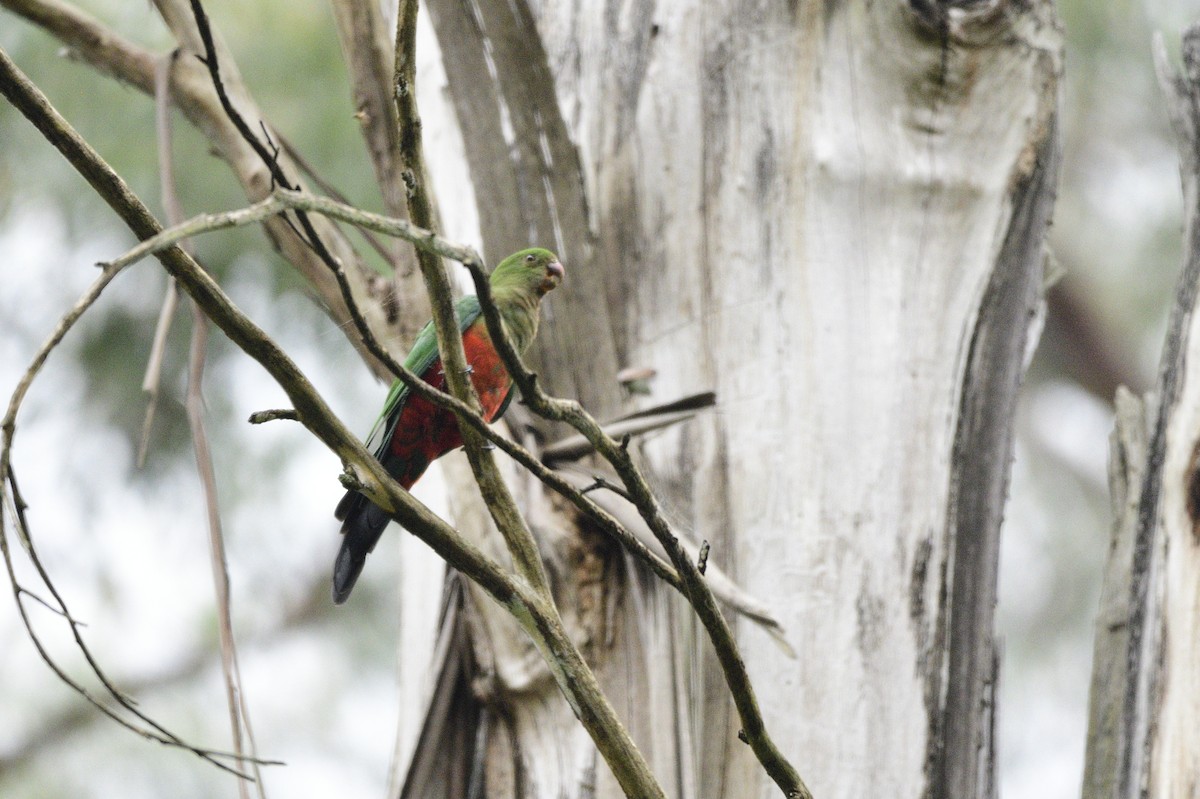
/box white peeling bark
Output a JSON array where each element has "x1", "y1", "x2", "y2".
[
  {"x1": 1142, "y1": 32, "x2": 1200, "y2": 797},
  {"x1": 399, "y1": 1, "x2": 1062, "y2": 797},
  {"x1": 1082, "y1": 26, "x2": 1200, "y2": 799}
]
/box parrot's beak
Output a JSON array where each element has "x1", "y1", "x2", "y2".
[{"x1": 541, "y1": 260, "x2": 565, "y2": 294}]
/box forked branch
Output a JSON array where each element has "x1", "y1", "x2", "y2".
[
  {"x1": 3, "y1": 0, "x2": 809, "y2": 791},
  {"x1": 99, "y1": 183, "x2": 808, "y2": 797},
  {"x1": 1, "y1": 36, "x2": 668, "y2": 799}
]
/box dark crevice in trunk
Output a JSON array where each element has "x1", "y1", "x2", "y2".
[{"x1": 928, "y1": 111, "x2": 1060, "y2": 799}]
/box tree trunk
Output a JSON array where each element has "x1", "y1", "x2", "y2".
[
  {"x1": 1082, "y1": 26, "x2": 1200, "y2": 799},
  {"x1": 396, "y1": 1, "x2": 1062, "y2": 798}
]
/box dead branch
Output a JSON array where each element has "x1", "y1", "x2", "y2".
[
  {"x1": 0, "y1": 44, "x2": 283, "y2": 781},
  {"x1": 136, "y1": 53, "x2": 183, "y2": 467},
  {"x1": 462, "y1": 245, "x2": 811, "y2": 799},
  {"x1": 1, "y1": 39, "x2": 666, "y2": 797},
  {"x1": 156, "y1": 55, "x2": 264, "y2": 790},
  {"x1": 4, "y1": 3, "x2": 808, "y2": 792},
  {"x1": 392, "y1": 0, "x2": 551, "y2": 600},
  {"x1": 327, "y1": 0, "x2": 413, "y2": 232},
  {"x1": 187, "y1": 302, "x2": 264, "y2": 797},
  {"x1": 100, "y1": 190, "x2": 688, "y2": 591},
  {"x1": 3, "y1": 0, "x2": 406, "y2": 375}
]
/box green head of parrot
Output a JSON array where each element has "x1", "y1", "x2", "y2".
[{"x1": 490, "y1": 247, "x2": 565, "y2": 298}]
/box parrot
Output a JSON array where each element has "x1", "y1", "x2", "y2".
[{"x1": 332, "y1": 248, "x2": 565, "y2": 603}]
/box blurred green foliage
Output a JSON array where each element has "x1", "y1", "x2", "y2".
[
  {"x1": 2, "y1": 10, "x2": 401, "y2": 797},
  {"x1": 0, "y1": 0, "x2": 392, "y2": 474}
]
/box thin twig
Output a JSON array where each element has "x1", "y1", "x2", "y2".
[
  {"x1": 460, "y1": 217, "x2": 812, "y2": 799},
  {"x1": 581, "y1": 475, "x2": 633, "y2": 503},
  {"x1": 247, "y1": 409, "x2": 300, "y2": 424},
  {"x1": 157, "y1": 57, "x2": 264, "y2": 792},
  {"x1": 18, "y1": 586, "x2": 82, "y2": 621},
  {"x1": 137, "y1": 281, "x2": 178, "y2": 466},
  {"x1": 96, "y1": 190, "x2": 690, "y2": 595},
  {"x1": 0, "y1": 269, "x2": 268, "y2": 779},
  {"x1": 0, "y1": 45, "x2": 598, "y2": 789},
  {"x1": 392, "y1": 0, "x2": 550, "y2": 593},
  {"x1": 2, "y1": 575, "x2": 327, "y2": 770},
  {"x1": 101, "y1": 192, "x2": 687, "y2": 593},
  {"x1": 186, "y1": 4, "x2": 666, "y2": 793},
  {"x1": 138, "y1": 51, "x2": 184, "y2": 468},
  {"x1": 278, "y1": 135, "x2": 397, "y2": 268},
  {"x1": 0, "y1": 43, "x2": 284, "y2": 781},
  {"x1": 187, "y1": 304, "x2": 258, "y2": 798},
  {"x1": 187, "y1": 302, "x2": 265, "y2": 797}
]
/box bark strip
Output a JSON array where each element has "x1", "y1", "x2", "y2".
[{"x1": 932, "y1": 101, "x2": 1061, "y2": 799}]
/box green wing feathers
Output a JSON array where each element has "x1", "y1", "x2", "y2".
[
  {"x1": 363, "y1": 295, "x2": 482, "y2": 457},
  {"x1": 334, "y1": 249, "x2": 563, "y2": 605}
]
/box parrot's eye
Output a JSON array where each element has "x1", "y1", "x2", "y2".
[{"x1": 525, "y1": 254, "x2": 536, "y2": 264}]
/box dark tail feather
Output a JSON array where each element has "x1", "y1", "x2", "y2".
[{"x1": 333, "y1": 492, "x2": 392, "y2": 604}]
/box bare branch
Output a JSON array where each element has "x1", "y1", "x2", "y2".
[
  {"x1": 2, "y1": 576, "x2": 328, "y2": 770},
  {"x1": 580, "y1": 475, "x2": 633, "y2": 503},
  {"x1": 138, "y1": 52, "x2": 184, "y2": 468},
  {"x1": 0, "y1": 0, "x2": 157, "y2": 91},
  {"x1": 326, "y1": 0, "x2": 412, "y2": 225},
  {"x1": 4, "y1": 0, "x2": 408, "y2": 376},
  {"x1": 0, "y1": 45, "x2": 282, "y2": 781},
  {"x1": 2, "y1": 48, "x2": 669, "y2": 799},
  {"x1": 187, "y1": 304, "x2": 261, "y2": 798},
  {"x1": 136, "y1": 281, "x2": 177, "y2": 466},
  {"x1": 247, "y1": 409, "x2": 300, "y2": 424},
  {"x1": 0, "y1": 248, "x2": 266, "y2": 780},
  {"x1": 276, "y1": 135, "x2": 398, "y2": 267},
  {"x1": 461, "y1": 228, "x2": 812, "y2": 799},
  {"x1": 154, "y1": 52, "x2": 264, "y2": 793},
  {"x1": 392, "y1": 0, "x2": 551, "y2": 598}
]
